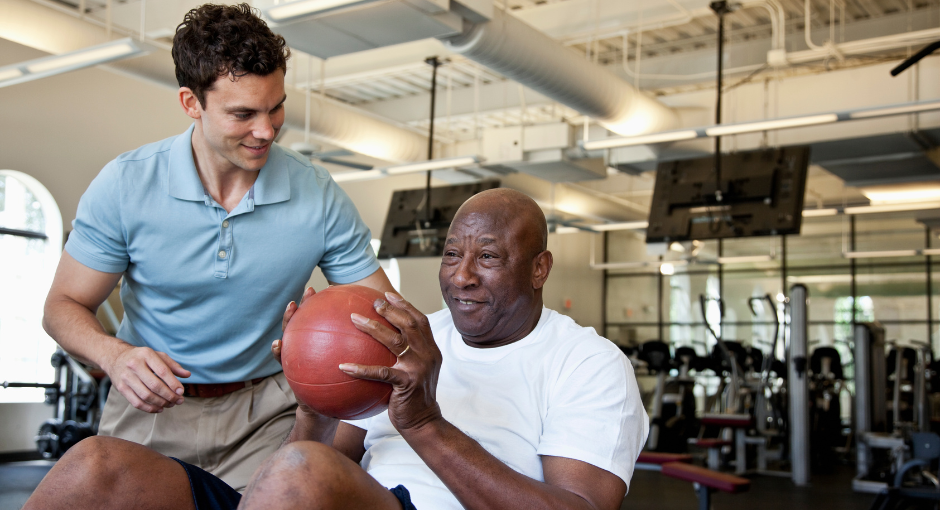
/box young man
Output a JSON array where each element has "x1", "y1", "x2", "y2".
[
  {"x1": 39, "y1": 2, "x2": 393, "y2": 493},
  {"x1": 27, "y1": 189, "x2": 647, "y2": 510}
]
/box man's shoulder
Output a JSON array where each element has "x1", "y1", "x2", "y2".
[
  {"x1": 112, "y1": 131, "x2": 179, "y2": 168},
  {"x1": 274, "y1": 144, "x2": 332, "y2": 184},
  {"x1": 537, "y1": 309, "x2": 624, "y2": 360}
]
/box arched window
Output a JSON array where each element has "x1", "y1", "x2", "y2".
[{"x1": 0, "y1": 170, "x2": 62, "y2": 403}]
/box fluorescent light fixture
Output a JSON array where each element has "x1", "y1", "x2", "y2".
[
  {"x1": 590, "y1": 259, "x2": 688, "y2": 271},
  {"x1": 802, "y1": 208, "x2": 839, "y2": 217},
  {"x1": 554, "y1": 226, "x2": 581, "y2": 235},
  {"x1": 385, "y1": 156, "x2": 480, "y2": 175},
  {"x1": 660, "y1": 263, "x2": 676, "y2": 275},
  {"x1": 862, "y1": 186, "x2": 940, "y2": 204},
  {"x1": 716, "y1": 255, "x2": 775, "y2": 264},
  {"x1": 705, "y1": 114, "x2": 838, "y2": 137},
  {"x1": 849, "y1": 99, "x2": 940, "y2": 119},
  {"x1": 0, "y1": 38, "x2": 151, "y2": 89},
  {"x1": 844, "y1": 250, "x2": 919, "y2": 259},
  {"x1": 589, "y1": 221, "x2": 650, "y2": 231},
  {"x1": 331, "y1": 169, "x2": 385, "y2": 182},
  {"x1": 925, "y1": 249, "x2": 940, "y2": 256},
  {"x1": 265, "y1": 0, "x2": 380, "y2": 23},
  {"x1": 0, "y1": 68, "x2": 23, "y2": 82},
  {"x1": 582, "y1": 130, "x2": 699, "y2": 150},
  {"x1": 844, "y1": 202, "x2": 940, "y2": 215}
]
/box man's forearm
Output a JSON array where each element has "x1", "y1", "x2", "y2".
[
  {"x1": 402, "y1": 419, "x2": 597, "y2": 510},
  {"x1": 43, "y1": 295, "x2": 133, "y2": 372},
  {"x1": 282, "y1": 407, "x2": 339, "y2": 447}
]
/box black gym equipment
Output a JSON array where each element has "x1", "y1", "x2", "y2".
[{"x1": 1, "y1": 348, "x2": 109, "y2": 458}]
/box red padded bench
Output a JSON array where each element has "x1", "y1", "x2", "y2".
[
  {"x1": 661, "y1": 461, "x2": 751, "y2": 510},
  {"x1": 635, "y1": 451, "x2": 693, "y2": 471},
  {"x1": 699, "y1": 413, "x2": 755, "y2": 474}
]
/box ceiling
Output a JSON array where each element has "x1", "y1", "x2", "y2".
[{"x1": 12, "y1": 0, "x2": 940, "y2": 217}]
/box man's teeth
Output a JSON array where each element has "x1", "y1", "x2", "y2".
[{"x1": 459, "y1": 299, "x2": 476, "y2": 305}]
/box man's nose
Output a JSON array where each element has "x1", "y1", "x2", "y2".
[
  {"x1": 254, "y1": 115, "x2": 277, "y2": 141},
  {"x1": 451, "y1": 258, "x2": 479, "y2": 288}
]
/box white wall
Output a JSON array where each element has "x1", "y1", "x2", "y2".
[{"x1": 0, "y1": 403, "x2": 51, "y2": 452}]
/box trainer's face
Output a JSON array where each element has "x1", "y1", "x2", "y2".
[
  {"x1": 439, "y1": 209, "x2": 544, "y2": 348},
  {"x1": 184, "y1": 72, "x2": 286, "y2": 173}
]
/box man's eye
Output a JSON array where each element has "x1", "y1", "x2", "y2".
[
  {"x1": 234, "y1": 113, "x2": 252, "y2": 120},
  {"x1": 481, "y1": 253, "x2": 493, "y2": 259}
]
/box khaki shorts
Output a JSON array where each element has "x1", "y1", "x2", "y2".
[{"x1": 98, "y1": 371, "x2": 297, "y2": 492}]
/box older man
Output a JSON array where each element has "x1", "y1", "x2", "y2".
[{"x1": 26, "y1": 189, "x2": 646, "y2": 510}]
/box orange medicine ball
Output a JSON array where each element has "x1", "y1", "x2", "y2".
[{"x1": 282, "y1": 285, "x2": 397, "y2": 420}]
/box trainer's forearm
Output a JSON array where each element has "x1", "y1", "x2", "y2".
[
  {"x1": 42, "y1": 295, "x2": 133, "y2": 373},
  {"x1": 402, "y1": 419, "x2": 596, "y2": 510}
]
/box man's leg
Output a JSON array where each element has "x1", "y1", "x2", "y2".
[
  {"x1": 23, "y1": 436, "x2": 196, "y2": 510},
  {"x1": 238, "y1": 441, "x2": 403, "y2": 510}
]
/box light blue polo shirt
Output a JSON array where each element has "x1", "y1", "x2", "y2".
[{"x1": 65, "y1": 124, "x2": 380, "y2": 383}]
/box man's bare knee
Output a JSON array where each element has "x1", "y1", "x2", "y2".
[{"x1": 240, "y1": 442, "x2": 367, "y2": 510}]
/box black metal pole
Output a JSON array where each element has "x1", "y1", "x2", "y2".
[
  {"x1": 424, "y1": 56, "x2": 441, "y2": 226},
  {"x1": 710, "y1": 1, "x2": 729, "y2": 200},
  {"x1": 782, "y1": 235, "x2": 788, "y2": 300},
  {"x1": 851, "y1": 216, "x2": 857, "y2": 330},
  {"x1": 927, "y1": 226, "x2": 933, "y2": 349},
  {"x1": 659, "y1": 255, "x2": 665, "y2": 341}
]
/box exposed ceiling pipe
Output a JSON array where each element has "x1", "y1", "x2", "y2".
[
  {"x1": 439, "y1": 8, "x2": 679, "y2": 137},
  {"x1": 0, "y1": 0, "x2": 428, "y2": 163}
]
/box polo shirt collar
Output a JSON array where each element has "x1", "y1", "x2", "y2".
[{"x1": 167, "y1": 124, "x2": 291, "y2": 206}]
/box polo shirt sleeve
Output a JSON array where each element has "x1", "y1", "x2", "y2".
[
  {"x1": 537, "y1": 350, "x2": 649, "y2": 491},
  {"x1": 317, "y1": 176, "x2": 381, "y2": 284},
  {"x1": 64, "y1": 160, "x2": 130, "y2": 274}
]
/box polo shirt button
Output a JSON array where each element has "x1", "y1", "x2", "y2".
[
  {"x1": 219, "y1": 250, "x2": 227, "y2": 259},
  {"x1": 222, "y1": 220, "x2": 229, "y2": 228}
]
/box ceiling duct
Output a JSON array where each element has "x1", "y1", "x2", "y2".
[{"x1": 438, "y1": 8, "x2": 679, "y2": 137}]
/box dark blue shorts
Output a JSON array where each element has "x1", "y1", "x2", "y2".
[{"x1": 171, "y1": 458, "x2": 417, "y2": 510}]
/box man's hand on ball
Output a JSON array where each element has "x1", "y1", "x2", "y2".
[
  {"x1": 343, "y1": 292, "x2": 443, "y2": 433},
  {"x1": 273, "y1": 286, "x2": 316, "y2": 365},
  {"x1": 103, "y1": 344, "x2": 191, "y2": 413}
]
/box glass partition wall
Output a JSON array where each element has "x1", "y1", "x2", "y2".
[{"x1": 604, "y1": 211, "x2": 937, "y2": 360}]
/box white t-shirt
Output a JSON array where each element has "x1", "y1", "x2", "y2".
[{"x1": 347, "y1": 307, "x2": 649, "y2": 510}]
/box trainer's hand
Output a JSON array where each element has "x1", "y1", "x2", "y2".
[
  {"x1": 103, "y1": 344, "x2": 191, "y2": 413},
  {"x1": 342, "y1": 292, "x2": 443, "y2": 433},
  {"x1": 273, "y1": 287, "x2": 316, "y2": 366}
]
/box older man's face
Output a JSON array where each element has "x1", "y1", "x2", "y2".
[{"x1": 438, "y1": 209, "x2": 541, "y2": 348}]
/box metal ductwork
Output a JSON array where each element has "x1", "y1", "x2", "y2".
[
  {"x1": 0, "y1": 0, "x2": 428, "y2": 163},
  {"x1": 439, "y1": 8, "x2": 679, "y2": 137}
]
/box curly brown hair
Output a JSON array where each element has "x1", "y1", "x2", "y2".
[{"x1": 172, "y1": 3, "x2": 291, "y2": 107}]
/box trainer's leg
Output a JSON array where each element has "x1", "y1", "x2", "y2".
[
  {"x1": 23, "y1": 436, "x2": 196, "y2": 510},
  {"x1": 238, "y1": 441, "x2": 402, "y2": 510}
]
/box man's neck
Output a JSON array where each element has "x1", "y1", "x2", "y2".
[{"x1": 191, "y1": 127, "x2": 259, "y2": 213}]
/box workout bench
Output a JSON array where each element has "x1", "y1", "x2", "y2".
[{"x1": 660, "y1": 462, "x2": 751, "y2": 510}]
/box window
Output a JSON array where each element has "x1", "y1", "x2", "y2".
[{"x1": 0, "y1": 170, "x2": 62, "y2": 403}]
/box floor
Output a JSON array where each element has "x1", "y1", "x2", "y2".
[
  {"x1": 622, "y1": 464, "x2": 876, "y2": 510},
  {"x1": 0, "y1": 459, "x2": 879, "y2": 510}
]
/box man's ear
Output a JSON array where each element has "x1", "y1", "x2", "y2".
[
  {"x1": 532, "y1": 250, "x2": 553, "y2": 290},
  {"x1": 179, "y1": 87, "x2": 202, "y2": 120}
]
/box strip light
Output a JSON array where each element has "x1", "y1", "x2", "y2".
[
  {"x1": 385, "y1": 156, "x2": 479, "y2": 175},
  {"x1": 265, "y1": 0, "x2": 380, "y2": 23},
  {"x1": 843, "y1": 249, "x2": 940, "y2": 259},
  {"x1": 589, "y1": 221, "x2": 650, "y2": 231},
  {"x1": 331, "y1": 156, "x2": 481, "y2": 182},
  {"x1": 582, "y1": 130, "x2": 698, "y2": 150},
  {"x1": 704, "y1": 114, "x2": 838, "y2": 137},
  {"x1": 716, "y1": 255, "x2": 775, "y2": 264},
  {"x1": 581, "y1": 99, "x2": 940, "y2": 150},
  {"x1": 0, "y1": 38, "x2": 152, "y2": 89}
]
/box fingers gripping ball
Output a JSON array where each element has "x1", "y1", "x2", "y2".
[{"x1": 282, "y1": 285, "x2": 398, "y2": 420}]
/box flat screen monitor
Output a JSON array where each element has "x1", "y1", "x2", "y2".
[
  {"x1": 646, "y1": 146, "x2": 810, "y2": 243},
  {"x1": 377, "y1": 180, "x2": 500, "y2": 258}
]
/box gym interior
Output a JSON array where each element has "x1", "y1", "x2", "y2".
[{"x1": 1, "y1": 0, "x2": 939, "y2": 508}]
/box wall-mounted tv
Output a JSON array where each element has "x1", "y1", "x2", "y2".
[
  {"x1": 377, "y1": 181, "x2": 500, "y2": 258},
  {"x1": 646, "y1": 146, "x2": 810, "y2": 243}
]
